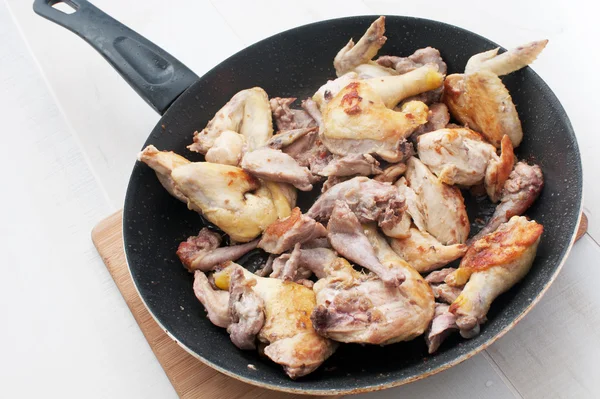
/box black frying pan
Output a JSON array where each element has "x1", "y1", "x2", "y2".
[{"x1": 34, "y1": 0, "x2": 583, "y2": 395}]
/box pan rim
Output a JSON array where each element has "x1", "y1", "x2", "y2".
[{"x1": 122, "y1": 14, "x2": 584, "y2": 395}]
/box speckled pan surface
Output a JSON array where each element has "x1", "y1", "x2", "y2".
[{"x1": 123, "y1": 16, "x2": 582, "y2": 394}]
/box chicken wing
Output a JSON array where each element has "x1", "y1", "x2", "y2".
[
  {"x1": 405, "y1": 157, "x2": 470, "y2": 244},
  {"x1": 258, "y1": 207, "x2": 327, "y2": 254},
  {"x1": 322, "y1": 81, "x2": 430, "y2": 162},
  {"x1": 390, "y1": 227, "x2": 467, "y2": 273},
  {"x1": 472, "y1": 162, "x2": 543, "y2": 241},
  {"x1": 327, "y1": 201, "x2": 405, "y2": 286},
  {"x1": 214, "y1": 263, "x2": 337, "y2": 379},
  {"x1": 171, "y1": 163, "x2": 278, "y2": 242},
  {"x1": 241, "y1": 148, "x2": 318, "y2": 191},
  {"x1": 464, "y1": 40, "x2": 548, "y2": 76},
  {"x1": 444, "y1": 41, "x2": 547, "y2": 148},
  {"x1": 177, "y1": 228, "x2": 259, "y2": 272},
  {"x1": 333, "y1": 16, "x2": 388, "y2": 76},
  {"x1": 189, "y1": 87, "x2": 272, "y2": 154},
  {"x1": 484, "y1": 135, "x2": 515, "y2": 202},
  {"x1": 446, "y1": 216, "x2": 543, "y2": 332}
]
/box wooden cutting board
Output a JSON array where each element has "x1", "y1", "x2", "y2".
[{"x1": 91, "y1": 210, "x2": 334, "y2": 399}]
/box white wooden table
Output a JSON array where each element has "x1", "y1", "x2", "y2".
[{"x1": 1, "y1": 1, "x2": 598, "y2": 398}]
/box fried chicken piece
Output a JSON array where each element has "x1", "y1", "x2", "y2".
[
  {"x1": 214, "y1": 263, "x2": 337, "y2": 379},
  {"x1": 258, "y1": 208, "x2": 327, "y2": 254},
  {"x1": 311, "y1": 226, "x2": 434, "y2": 344},
  {"x1": 137, "y1": 145, "x2": 191, "y2": 204},
  {"x1": 410, "y1": 103, "x2": 450, "y2": 141},
  {"x1": 444, "y1": 41, "x2": 547, "y2": 148},
  {"x1": 418, "y1": 128, "x2": 514, "y2": 190},
  {"x1": 204, "y1": 130, "x2": 246, "y2": 166},
  {"x1": 193, "y1": 271, "x2": 231, "y2": 328},
  {"x1": 485, "y1": 135, "x2": 515, "y2": 202},
  {"x1": 390, "y1": 227, "x2": 467, "y2": 273},
  {"x1": 313, "y1": 72, "x2": 359, "y2": 109},
  {"x1": 405, "y1": 157, "x2": 470, "y2": 244},
  {"x1": 431, "y1": 284, "x2": 462, "y2": 304},
  {"x1": 465, "y1": 40, "x2": 548, "y2": 76},
  {"x1": 171, "y1": 163, "x2": 278, "y2": 242},
  {"x1": 318, "y1": 154, "x2": 382, "y2": 177},
  {"x1": 322, "y1": 81, "x2": 430, "y2": 162},
  {"x1": 189, "y1": 87, "x2": 272, "y2": 153},
  {"x1": 425, "y1": 267, "x2": 457, "y2": 284},
  {"x1": 227, "y1": 267, "x2": 265, "y2": 350},
  {"x1": 266, "y1": 127, "x2": 316, "y2": 150},
  {"x1": 333, "y1": 16, "x2": 388, "y2": 76},
  {"x1": 472, "y1": 162, "x2": 543, "y2": 241},
  {"x1": 177, "y1": 228, "x2": 259, "y2": 272},
  {"x1": 374, "y1": 163, "x2": 407, "y2": 183},
  {"x1": 446, "y1": 216, "x2": 543, "y2": 333},
  {"x1": 307, "y1": 176, "x2": 403, "y2": 226},
  {"x1": 269, "y1": 97, "x2": 317, "y2": 131},
  {"x1": 425, "y1": 303, "x2": 458, "y2": 354},
  {"x1": 377, "y1": 47, "x2": 448, "y2": 76},
  {"x1": 327, "y1": 201, "x2": 405, "y2": 286},
  {"x1": 241, "y1": 148, "x2": 317, "y2": 191}
]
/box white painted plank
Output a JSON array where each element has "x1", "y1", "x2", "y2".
[
  {"x1": 210, "y1": 0, "x2": 372, "y2": 46},
  {"x1": 486, "y1": 235, "x2": 600, "y2": 398},
  {"x1": 0, "y1": 4, "x2": 176, "y2": 398},
  {"x1": 354, "y1": 353, "x2": 517, "y2": 399},
  {"x1": 5, "y1": 0, "x2": 244, "y2": 209}
]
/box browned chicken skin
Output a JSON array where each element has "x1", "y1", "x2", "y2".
[
  {"x1": 258, "y1": 207, "x2": 327, "y2": 254},
  {"x1": 447, "y1": 216, "x2": 544, "y2": 333}
]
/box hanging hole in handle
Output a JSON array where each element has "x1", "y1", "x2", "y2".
[{"x1": 50, "y1": 0, "x2": 78, "y2": 14}]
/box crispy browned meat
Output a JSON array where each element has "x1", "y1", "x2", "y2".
[
  {"x1": 258, "y1": 208, "x2": 327, "y2": 254},
  {"x1": 177, "y1": 228, "x2": 259, "y2": 272},
  {"x1": 472, "y1": 162, "x2": 543, "y2": 241}
]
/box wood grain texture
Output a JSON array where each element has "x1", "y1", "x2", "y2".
[{"x1": 91, "y1": 211, "x2": 330, "y2": 399}]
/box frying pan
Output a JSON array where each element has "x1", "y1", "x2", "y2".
[{"x1": 34, "y1": 0, "x2": 583, "y2": 395}]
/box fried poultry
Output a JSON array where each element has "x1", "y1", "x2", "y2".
[
  {"x1": 171, "y1": 162, "x2": 278, "y2": 242},
  {"x1": 177, "y1": 228, "x2": 259, "y2": 272},
  {"x1": 307, "y1": 176, "x2": 405, "y2": 227},
  {"x1": 417, "y1": 129, "x2": 514, "y2": 194},
  {"x1": 241, "y1": 147, "x2": 317, "y2": 191},
  {"x1": 189, "y1": 87, "x2": 273, "y2": 154},
  {"x1": 311, "y1": 225, "x2": 434, "y2": 344},
  {"x1": 135, "y1": 17, "x2": 550, "y2": 378},
  {"x1": 258, "y1": 207, "x2": 327, "y2": 254},
  {"x1": 446, "y1": 216, "x2": 543, "y2": 333},
  {"x1": 214, "y1": 263, "x2": 337, "y2": 378},
  {"x1": 405, "y1": 157, "x2": 470, "y2": 244},
  {"x1": 444, "y1": 40, "x2": 548, "y2": 148},
  {"x1": 472, "y1": 162, "x2": 544, "y2": 241},
  {"x1": 327, "y1": 201, "x2": 405, "y2": 286},
  {"x1": 321, "y1": 81, "x2": 431, "y2": 162},
  {"x1": 137, "y1": 145, "x2": 191, "y2": 204},
  {"x1": 390, "y1": 227, "x2": 467, "y2": 273}
]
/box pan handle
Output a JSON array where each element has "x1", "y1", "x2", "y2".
[{"x1": 33, "y1": 0, "x2": 199, "y2": 115}]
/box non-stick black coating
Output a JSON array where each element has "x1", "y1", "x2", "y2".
[{"x1": 123, "y1": 16, "x2": 582, "y2": 394}]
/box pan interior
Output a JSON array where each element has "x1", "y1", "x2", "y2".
[{"x1": 123, "y1": 16, "x2": 582, "y2": 393}]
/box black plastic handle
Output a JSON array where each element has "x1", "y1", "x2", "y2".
[{"x1": 33, "y1": 0, "x2": 199, "y2": 115}]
